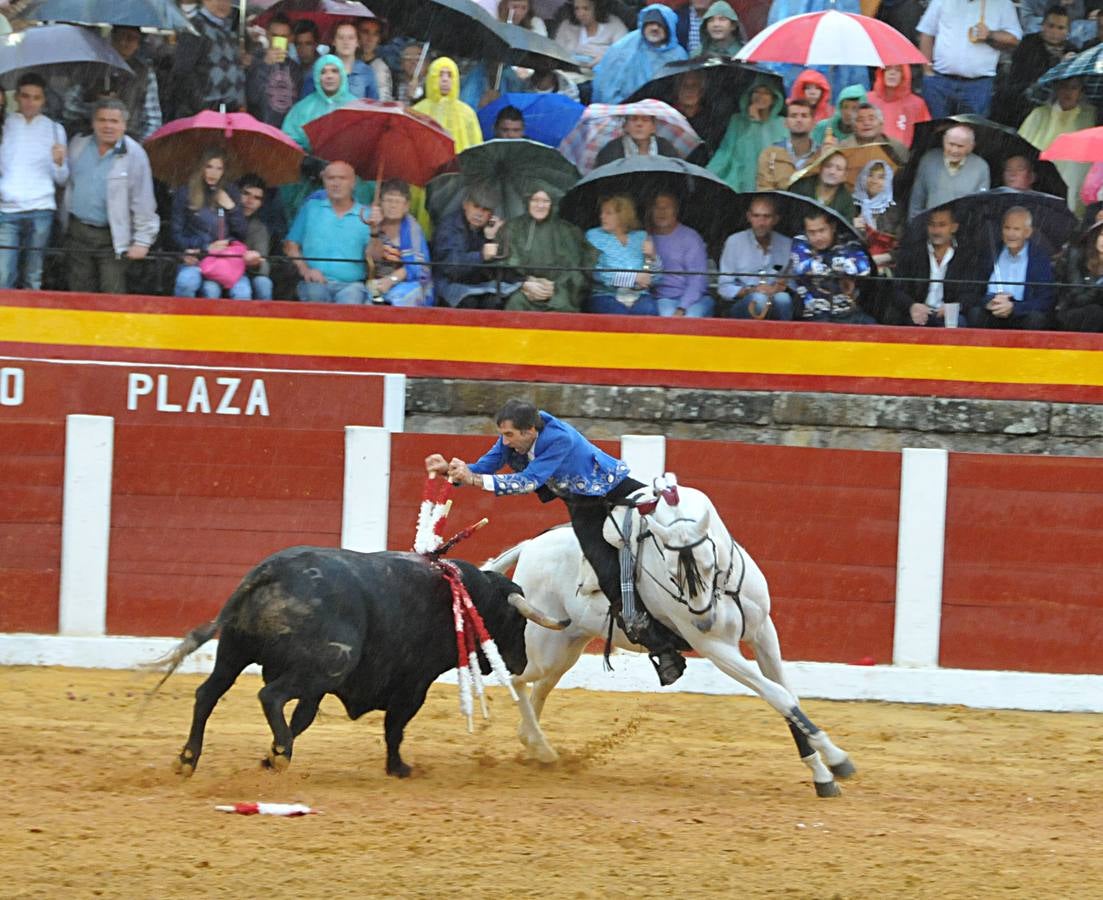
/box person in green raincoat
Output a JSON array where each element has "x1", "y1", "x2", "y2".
[
  {"x1": 707, "y1": 76, "x2": 787, "y2": 193},
  {"x1": 695, "y1": 1, "x2": 743, "y2": 57},
  {"x1": 811, "y1": 83, "x2": 866, "y2": 145},
  {"x1": 500, "y1": 189, "x2": 593, "y2": 312},
  {"x1": 281, "y1": 54, "x2": 355, "y2": 152}
]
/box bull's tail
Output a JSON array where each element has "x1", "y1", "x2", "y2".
[
  {"x1": 482, "y1": 540, "x2": 527, "y2": 574},
  {"x1": 140, "y1": 618, "x2": 222, "y2": 695}
]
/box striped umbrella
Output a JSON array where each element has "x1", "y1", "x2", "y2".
[
  {"x1": 735, "y1": 10, "x2": 926, "y2": 67},
  {"x1": 557, "y1": 99, "x2": 702, "y2": 174}
]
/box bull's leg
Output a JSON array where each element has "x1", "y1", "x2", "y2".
[
  {"x1": 693, "y1": 633, "x2": 847, "y2": 798},
  {"x1": 174, "y1": 644, "x2": 249, "y2": 777},
  {"x1": 289, "y1": 694, "x2": 324, "y2": 737},
  {"x1": 257, "y1": 677, "x2": 299, "y2": 772},
  {"x1": 383, "y1": 683, "x2": 431, "y2": 778},
  {"x1": 749, "y1": 616, "x2": 855, "y2": 781}
]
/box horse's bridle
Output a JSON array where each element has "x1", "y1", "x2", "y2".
[{"x1": 635, "y1": 516, "x2": 748, "y2": 637}]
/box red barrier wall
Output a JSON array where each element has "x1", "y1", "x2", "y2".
[
  {"x1": 106, "y1": 423, "x2": 345, "y2": 637},
  {"x1": 665, "y1": 440, "x2": 901, "y2": 665},
  {"x1": 0, "y1": 421, "x2": 63, "y2": 632},
  {"x1": 941, "y1": 454, "x2": 1103, "y2": 674}
]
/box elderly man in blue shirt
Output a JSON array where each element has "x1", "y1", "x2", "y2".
[
  {"x1": 284, "y1": 161, "x2": 372, "y2": 304},
  {"x1": 964, "y1": 206, "x2": 1055, "y2": 330}
]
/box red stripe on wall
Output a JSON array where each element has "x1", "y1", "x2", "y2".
[
  {"x1": 942, "y1": 454, "x2": 1103, "y2": 674},
  {"x1": 665, "y1": 440, "x2": 901, "y2": 665},
  {"x1": 106, "y1": 423, "x2": 345, "y2": 636},
  {"x1": 0, "y1": 422, "x2": 63, "y2": 632}
]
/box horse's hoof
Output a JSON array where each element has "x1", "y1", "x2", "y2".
[
  {"x1": 831, "y1": 758, "x2": 857, "y2": 779},
  {"x1": 533, "y1": 744, "x2": 559, "y2": 764},
  {"x1": 814, "y1": 779, "x2": 841, "y2": 798}
]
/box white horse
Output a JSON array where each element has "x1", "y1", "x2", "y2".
[{"x1": 486, "y1": 477, "x2": 856, "y2": 797}]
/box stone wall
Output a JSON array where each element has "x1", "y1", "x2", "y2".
[{"x1": 407, "y1": 379, "x2": 1103, "y2": 456}]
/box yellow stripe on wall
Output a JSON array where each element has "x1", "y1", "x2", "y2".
[{"x1": 3, "y1": 306, "x2": 1102, "y2": 388}]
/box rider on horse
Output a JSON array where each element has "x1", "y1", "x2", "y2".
[{"x1": 425, "y1": 398, "x2": 687, "y2": 686}]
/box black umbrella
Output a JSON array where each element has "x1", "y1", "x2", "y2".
[
  {"x1": 370, "y1": 0, "x2": 580, "y2": 72},
  {"x1": 624, "y1": 58, "x2": 784, "y2": 158},
  {"x1": 903, "y1": 187, "x2": 1078, "y2": 256},
  {"x1": 726, "y1": 190, "x2": 865, "y2": 246},
  {"x1": 559, "y1": 156, "x2": 741, "y2": 257},
  {"x1": 894, "y1": 115, "x2": 1067, "y2": 206},
  {"x1": 23, "y1": 0, "x2": 196, "y2": 31},
  {"x1": 0, "y1": 23, "x2": 133, "y2": 92}
]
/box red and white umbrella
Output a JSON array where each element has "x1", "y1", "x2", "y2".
[{"x1": 735, "y1": 10, "x2": 927, "y2": 68}]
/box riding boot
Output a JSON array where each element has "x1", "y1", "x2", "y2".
[{"x1": 612, "y1": 606, "x2": 687, "y2": 687}]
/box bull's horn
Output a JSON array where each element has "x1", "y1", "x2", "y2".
[{"x1": 508, "y1": 592, "x2": 570, "y2": 631}]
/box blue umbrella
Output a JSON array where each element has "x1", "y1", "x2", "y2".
[
  {"x1": 0, "y1": 24, "x2": 133, "y2": 91},
  {"x1": 23, "y1": 0, "x2": 196, "y2": 31},
  {"x1": 478, "y1": 93, "x2": 585, "y2": 149}
]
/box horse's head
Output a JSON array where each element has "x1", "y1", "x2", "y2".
[{"x1": 634, "y1": 475, "x2": 730, "y2": 620}]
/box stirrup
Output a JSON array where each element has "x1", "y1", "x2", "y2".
[{"x1": 649, "y1": 650, "x2": 686, "y2": 687}]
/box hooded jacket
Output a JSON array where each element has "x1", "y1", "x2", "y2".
[
  {"x1": 696, "y1": 1, "x2": 743, "y2": 57},
  {"x1": 788, "y1": 70, "x2": 833, "y2": 123},
  {"x1": 811, "y1": 83, "x2": 866, "y2": 144},
  {"x1": 868, "y1": 65, "x2": 931, "y2": 147},
  {"x1": 592, "y1": 4, "x2": 688, "y2": 104},
  {"x1": 281, "y1": 54, "x2": 356, "y2": 151},
  {"x1": 708, "y1": 75, "x2": 787, "y2": 192},
  {"x1": 414, "y1": 58, "x2": 483, "y2": 154}
]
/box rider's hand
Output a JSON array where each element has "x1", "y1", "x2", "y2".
[{"x1": 425, "y1": 453, "x2": 449, "y2": 475}]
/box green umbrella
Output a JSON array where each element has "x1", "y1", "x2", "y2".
[{"x1": 426, "y1": 138, "x2": 579, "y2": 224}]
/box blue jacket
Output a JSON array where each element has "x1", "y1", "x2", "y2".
[
  {"x1": 971, "y1": 238, "x2": 1056, "y2": 318},
  {"x1": 469, "y1": 411, "x2": 630, "y2": 499}
]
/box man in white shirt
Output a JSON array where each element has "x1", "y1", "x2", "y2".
[
  {"x1": 0, "y1": 73, "x2": 68, "y2": 290},
  {"x1": 917, "y1": 0, "x2": 1022, "y2": 119},
  {"x1": 892, "y1": 207, "x2": 970, "y2": 326},
  {"x1": 717, "y1": 196, "x2": 793, "y2": 320}
]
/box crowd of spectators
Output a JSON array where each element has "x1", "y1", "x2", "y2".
[{"x1": 3, "y1": 0, "x2": 1103, "y2": 333}]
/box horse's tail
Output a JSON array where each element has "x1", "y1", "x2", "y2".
[{"x1": 483, "y1": 539, "x2": 528, "y2": 574}]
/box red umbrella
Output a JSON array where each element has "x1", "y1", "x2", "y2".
[
  {"x1": 145, "y1": 110, "x2": 305, "y2": 186},
  {"x1": 255, "y1": 0, "x2": 379, "y2": 41},
  {"x1": 735, "y1": 10, "x2": 927, "y2": 68},
  {"x1": 1040, "y1": 126, "x2": 1103, "y2": 163},
  {"x1": 303, "y1": 100, "x2": 455, "y2": 185}
]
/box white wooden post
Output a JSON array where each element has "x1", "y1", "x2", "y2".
[
  {"x1": 893, "y1": 448, "x2": 949, "y2": 667},
  {"x1": 620, "y1": 434, "x2": 666, "y2": 485},
  {"x1": 382, "y1": 373, "x2": 406, "y2": 433},
  {"x1": 342, "y1": 426, "x2": 391, "y2": 552},
  {"x1": 58, "y1": 415, "x2": 114, "y2": 636}
]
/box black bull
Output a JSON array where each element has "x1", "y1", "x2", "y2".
[{"x1": 148, "y1": 547, "x2": 566, "y2": 778}]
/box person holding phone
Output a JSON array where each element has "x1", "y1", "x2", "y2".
[{"x1": 246, "y1": 12, "x2": 300, "y2": 128}]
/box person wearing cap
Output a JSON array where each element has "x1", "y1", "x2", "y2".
[
  {"x1": 431, "y1": 186, "x2": 519, "y2": 309},
  {"x1": 591, "y1": 4, "x2": 687, "y2": 104}
]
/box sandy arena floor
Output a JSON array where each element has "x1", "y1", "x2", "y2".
[{"x1": 1, "y1": 665, "x2": 1100, "y2": 899}]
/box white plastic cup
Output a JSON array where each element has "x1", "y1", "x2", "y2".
[{"x1": 943, "y1": 302, "x2": 960, "y2": 328}]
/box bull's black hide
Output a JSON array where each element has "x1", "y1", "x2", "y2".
[{"x1": 151, "y1": 547, "x2": 529, "y2": 778}]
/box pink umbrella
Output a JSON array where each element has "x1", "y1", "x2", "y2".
[
  {"x1": 558, "y1": 99, "x2": 702, "y2": 174},
  {"x1": 1040, "y1": 126, "x2": 1103, "y2": 164},
  {"x1": 735, "y1": 10, "x2": 927, "y2": 68},
  {"x1": 145, "y1": 110, "x2": 305, "y2": 186}
]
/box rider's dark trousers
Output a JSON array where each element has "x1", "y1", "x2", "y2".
[{"x1": 563, "y1": 478, "x2": 682, "y2": 655}]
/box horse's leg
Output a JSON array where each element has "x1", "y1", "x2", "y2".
[
  {"x1": 513, "y1": 632, "x2": 590, "y2": 763},
  {"x1": 693, "y1": 633, "x2": 846, "y2": 797},
  {"x1": 748, "y1": 615, "x2": 855, "y2": 780}
]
